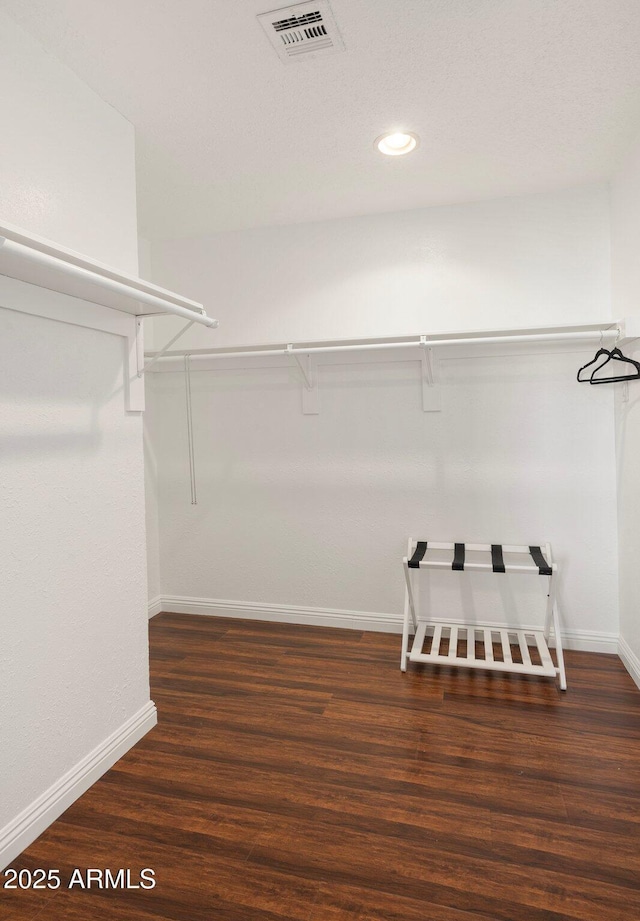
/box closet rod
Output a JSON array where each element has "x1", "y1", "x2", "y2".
[{"x1": 149, "y1": 328, "x2": 620, "y2": 362}]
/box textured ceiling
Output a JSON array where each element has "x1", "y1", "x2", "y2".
[{"x1": 3, "y1": 0, "x2": 640, "y2": 240}]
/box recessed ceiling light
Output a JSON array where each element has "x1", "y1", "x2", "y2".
[{"x1": 375, "y1": 131, "x2": 419, "y2": 156}]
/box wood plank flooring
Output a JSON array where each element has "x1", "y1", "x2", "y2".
[{"x1": 2, "y1": 613, "x2": 640, "y2": 921}]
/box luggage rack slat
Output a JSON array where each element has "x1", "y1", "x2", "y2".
[{"x1": 408, "y1": 623, "x2": 557, "y2": 678}]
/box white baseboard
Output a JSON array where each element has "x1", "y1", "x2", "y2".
[
  {"x1": 159, "y1": 595, "x2": 402, "y2": 633},
  {"x1": 618, "y1": 635, "x2": 640, "y2": 690},
  {"x1": 155, "y1": 595, "x2": 618, "y2": 652},
  {"x1": 555, "y1": 628, "x2": 619, "y2": 654},
  {"x1": 147, "y1": 594, "x2": 163, "y2": 619},
  {"x1": 0, "y1": 700, "x2": 157, "y2": 871}
]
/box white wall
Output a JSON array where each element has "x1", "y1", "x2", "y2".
[
  {"x1": 611, "y1": 134, "x2": 640, "y2": 686},
  {"x1": 148, "y1": 184, "x2": 611, "y2": 350},
  {"x1": 148, "y1": 347, "x2": 618, "y2": 648},
  {"x1": 0, "y1": 12, "x2": 138, "y2": 274},
  {"x1": 145, "y1": 185, "x2": 619, "y2": 651},
  {"x1": 0, "y1": 11, "x2": 152, "y2": 867}
]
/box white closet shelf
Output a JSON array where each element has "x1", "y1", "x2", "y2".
[
  {"x1": 0, "y1": 220, "x2": 217, "y2": 328},
  {"x1": 146, "y1": 319, "x2": 640, "y2": 417}
]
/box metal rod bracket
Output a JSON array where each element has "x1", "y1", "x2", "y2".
[
  {"x1": 420, "y1": 336, "x2": 441, "y2": 412},
  {"x1": 143, "y1": 319, "x2": 197, "y2": 375}
]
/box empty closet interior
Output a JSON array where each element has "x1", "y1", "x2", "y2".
[{"x1": 3, "y1": 2, "x2": 640, "y2": 915}]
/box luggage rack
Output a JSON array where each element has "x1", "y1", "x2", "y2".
[{"x1": 401, "y1": 540, "x2": 567, "y2": 690}]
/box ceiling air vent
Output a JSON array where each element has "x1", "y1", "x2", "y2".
[{"x1": 258, "y1": 1, "x2": 345, "y2": 63}]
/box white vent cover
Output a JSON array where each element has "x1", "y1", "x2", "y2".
[{"x1": 258, "y1": 1, "x2": 345, "y2": 63}]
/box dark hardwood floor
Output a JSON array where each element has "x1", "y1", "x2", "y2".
[{"x1": 3, "y1": 612, "x2": 640, "y2": 920}]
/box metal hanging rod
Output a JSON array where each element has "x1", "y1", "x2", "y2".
[{"x1": 146, "y1": 324, "x2": 623, "y2": 363}]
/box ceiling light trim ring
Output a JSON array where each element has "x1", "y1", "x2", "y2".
[{"x1": 375, "y1": 131, "x2": 420, "y2": 156}]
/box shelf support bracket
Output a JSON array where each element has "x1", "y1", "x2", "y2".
[
  {"x1": 142, "y1": 319, "x2": 197, "y2": 375},
  {"x1": 286, "y1": 344, "x2": 313, "y2": 389},
  {"x1": 124, "y1": 317, "x2": 145, "y2": 412},
  {"x1": 126, "y1": 316, "x2": 197, "y2": 412},
  {"x1": 420, "y1": 336, "x2": 441, "y2": 412},
  {"x1": 286, "y1": 345, "x2": 319, "y2": 414}
]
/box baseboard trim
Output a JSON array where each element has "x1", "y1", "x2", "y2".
[
  {"x1": 159, "y1": 595, "x2": 402, "y2": 633},
  {"x1": 553, "y1": 628, "x2": 618, "y2": 654},
  {"x1": 148, "y1": 595, "x2": 163, "y2": 619},
  {"x1": 618, "y1": 635, "x2": 640, "y2": 690},
  {"x1": 0, "y1": 700, "x2": 157, "y2": 871},
  {"x1": 156, "y1": 595, "x2": 618, "y2": 652}
]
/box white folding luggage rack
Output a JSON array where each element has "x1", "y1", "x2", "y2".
[{"x1": 401, "y1": 540, "x2": 567, "y2": 690}]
